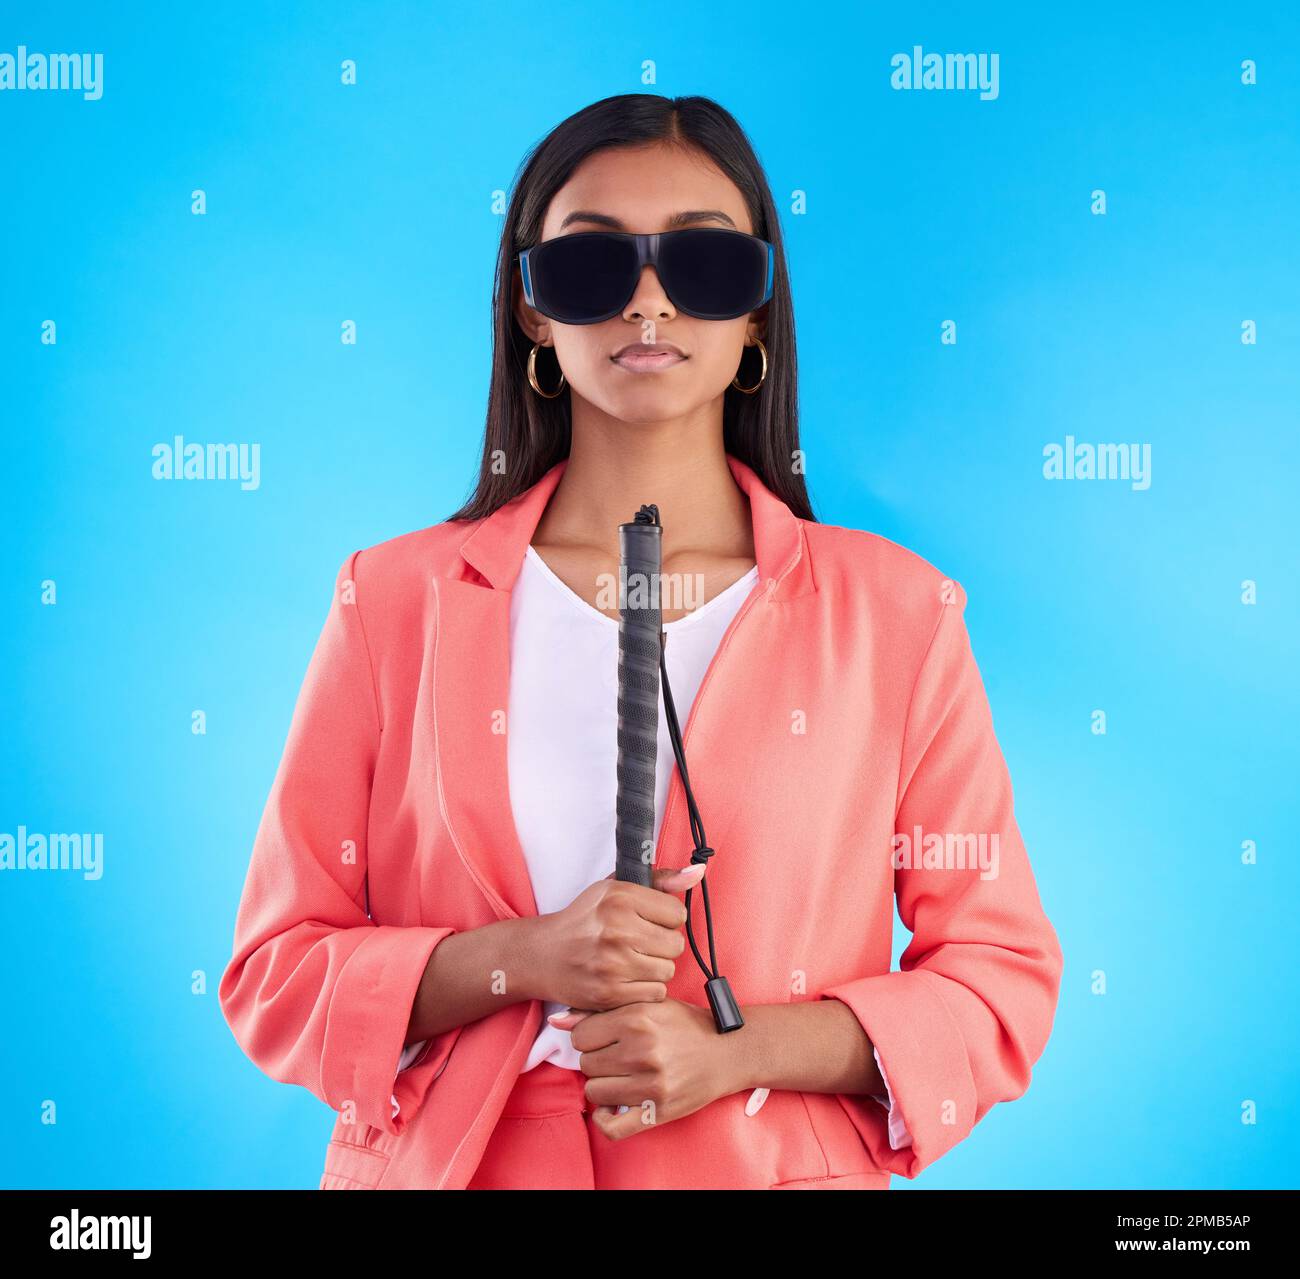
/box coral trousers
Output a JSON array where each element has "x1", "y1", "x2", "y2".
[
  {"x1": 466, "y1": 1062, "x2": 613, "y2": 1190},
  {"x1": 465, "y1": 1062, "x2": 893, "y2": 1190}
]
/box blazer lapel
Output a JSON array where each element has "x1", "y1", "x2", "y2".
[
  {"x1": 646, "y1": 455, "x2": 817, "y2": 904},
  {"x1": 431, "y1": 459, "x2": 568, "y2": 922}
]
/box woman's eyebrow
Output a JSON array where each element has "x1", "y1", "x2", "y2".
[{"x1": 558, "y1": 209, "x2": 739, "y2": 230}]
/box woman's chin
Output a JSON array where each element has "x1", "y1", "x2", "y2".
[{"x1": 592, "y1": 386, "x2": 708, "y2": 426}]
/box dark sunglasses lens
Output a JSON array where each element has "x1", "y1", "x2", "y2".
[
  {"x1": 659, "y1": 231, "x2": 768, "y2": 319},
  {"x1": 530, "y1": 234, "x2": 636, "y2": 323}
]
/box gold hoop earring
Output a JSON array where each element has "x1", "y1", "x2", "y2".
[
  {"x1": 731, "y1": 337, "x2": 768, "y2": 394},
  {"x1": 527, "y1": 342, "x2": 566, "y2": 399}
]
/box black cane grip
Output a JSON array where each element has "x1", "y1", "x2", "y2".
[{"x1": 615, "y1": 517, "x2": 662, "y2": 888}]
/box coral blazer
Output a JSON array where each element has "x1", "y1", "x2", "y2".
[{"x1": 219, "y1": 454, "x2": 1063, "y2": 1190}]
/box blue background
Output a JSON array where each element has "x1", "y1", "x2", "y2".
[{"x1": 2, "y1": 1, "x2": 1296, "y2": 1189}]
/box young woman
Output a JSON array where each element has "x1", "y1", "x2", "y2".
[{"x1": 219, "y1": 94, "x2": 1063, "y2": 1191}]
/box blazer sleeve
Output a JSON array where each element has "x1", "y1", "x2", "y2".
[
  {"x1": 819, "y1": 580, "x2": 1063, "y2": 1177},
  {"x1": 218, "y1": 552, "x2": 456, "y2": 1137}
]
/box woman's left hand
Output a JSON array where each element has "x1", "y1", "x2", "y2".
[{"x1": 548, "y1": 999, "x2": 742, "y2": 1141}]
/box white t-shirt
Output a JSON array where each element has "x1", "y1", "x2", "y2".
[
  {"x1": 509, "y1": 545, "x2": 760, "y2": 1071},
  {"x1": 395, "y1": 544, "x2": 909, "y2": 1148}
]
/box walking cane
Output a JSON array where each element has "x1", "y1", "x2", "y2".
[{"x1": 616, "y1": 505, "x2": 743, "y2": 1034}]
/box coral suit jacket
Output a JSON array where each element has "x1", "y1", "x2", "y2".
[{"x1": 219, "y1": 453, "x2": 1063, "y2": 1190}]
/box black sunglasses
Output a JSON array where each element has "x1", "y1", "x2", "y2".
[{"x1": 517, "y1": 228, "x2": 775, "y2": 325}]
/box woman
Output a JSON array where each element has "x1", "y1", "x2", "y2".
[{"x1": 219, "y1": 93, "x2": 1063, "y2": 1190}]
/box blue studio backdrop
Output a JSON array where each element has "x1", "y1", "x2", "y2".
[{"x1": 2, "y1": 1, "x2": 1297, "y2": 1189}]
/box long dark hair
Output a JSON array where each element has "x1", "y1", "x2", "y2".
[{"x1": 445, "y1": 93, "x2": 814, "y2": 524}]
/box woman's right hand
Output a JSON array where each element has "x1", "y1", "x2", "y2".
[{"x1": 528, "y1": 864, "x2": 705, "y2": 1011}]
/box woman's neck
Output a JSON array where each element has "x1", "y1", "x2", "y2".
[{"x1": 533, "y1": 408, "x2": 755, "y2": 566}]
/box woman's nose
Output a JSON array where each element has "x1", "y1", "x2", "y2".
[{"x1": 624, "y1": 265, "x2": 675, "y2": 320}]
